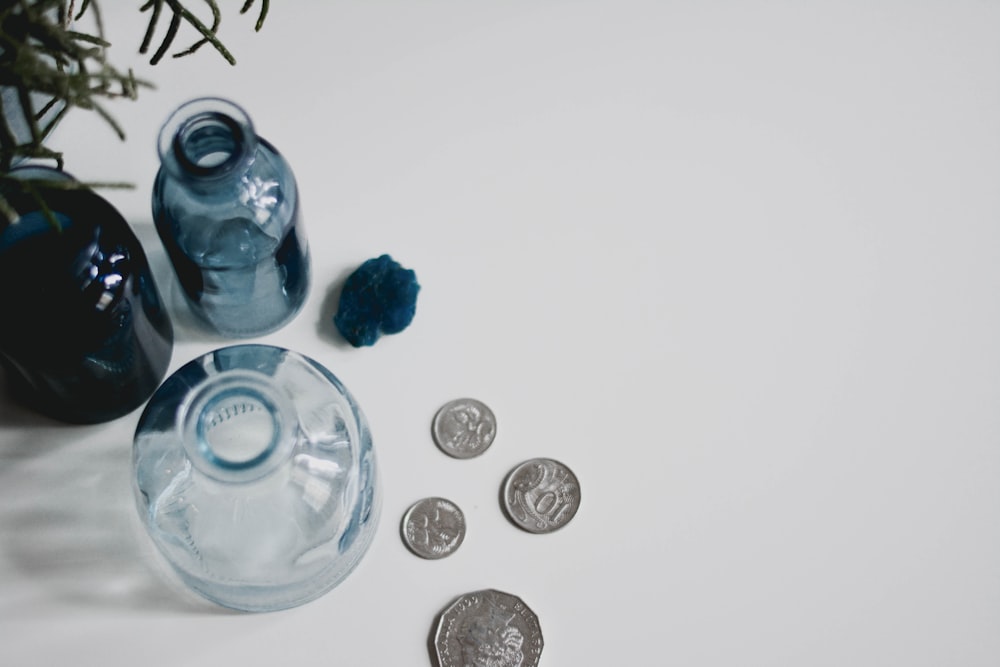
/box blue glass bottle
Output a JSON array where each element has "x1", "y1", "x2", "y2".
[
  {"x1": 132, "y1": 344, "x2": 381, "y2": 612},
  {"x1": 0, "y1": 166, "x2": 173, "y2": 423},
  {"x1": 152, "y1": 98, "x2": 310, "y2": 337}
]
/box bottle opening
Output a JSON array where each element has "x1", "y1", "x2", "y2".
[
  {"x1": 197, "y1": 387, "x2": 279, "y2": 469},
  {"x1": 158, "y1": 97, "x2": 256, "y2": 180},
  {"x1": 174, "y1": 112, "x2": 246, "y2": 174}
]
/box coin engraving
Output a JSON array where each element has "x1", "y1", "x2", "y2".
[
  {"x1": 402, "y1": 497, "x2": 466, "y2": 559},
  {"x1": 432, "y1": 398, "x2": 497, "y2": 459},
  {"x1": 433, "y1": 589, "x2": 543, "y2": 667},
  {"x1": 502, "y1": 458, "x2": 581, "y2": 533}
]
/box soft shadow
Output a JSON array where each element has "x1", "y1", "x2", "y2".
[
  {"x1": 315, "y1": 265, "x2": 359, "y2": 350},
  {"x1": 0, "y1": 366, "x2": 72, "y2": 430},
  {"x1": 0, "y1": 409, "x2": 227, "y2": 615}
]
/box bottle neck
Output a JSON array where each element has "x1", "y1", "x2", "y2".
[
  {"x1": 179, "y1": 369, "x2": 296, "y2": 484},
  {"x1": 158, "y1": 97, "x2": 257, "y2": 189}
]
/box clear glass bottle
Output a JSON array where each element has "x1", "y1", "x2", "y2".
[
  {"x1": 132, "y1": 344, "x2": 380, "y2": 612},
  {"x1": 152, "y1": 97, "x2": 310, "y2": 337},
  {"x1": 0, "y1": 166, "x2": 173, "y2": 423}
]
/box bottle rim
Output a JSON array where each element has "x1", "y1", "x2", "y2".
[
  {"x1": 157, "y1": 96, "x2": 257, "y2": 182},
  {"x1": 178, "y1": 367, "x2": 296, "y2": 484}
]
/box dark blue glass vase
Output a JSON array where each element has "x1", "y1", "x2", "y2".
[
  {"x1": 0, "y1": 166, "x2": 174, "y2": 423},
  {"x1": 152, "y1": 97, "x2": 310, "y2": 338}
]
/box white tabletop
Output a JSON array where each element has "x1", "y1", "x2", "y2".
[{"x1": 3, "y1": 2, "x2": 1000, "y2": 665}]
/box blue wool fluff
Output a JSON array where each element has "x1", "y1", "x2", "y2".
[{"x1": 334, "y1": 254, "x2": 420, "y2": 347}]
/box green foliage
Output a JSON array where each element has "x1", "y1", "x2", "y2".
[
  {"x1": 0, "y1": 0, "x2": 141, "y2": 172},
  {"x1": 0, "y1": 0, "x2": 268, "y2": 228},
  {"x1": 139, "y1": 0, "x2": 269, "y2": 65}
]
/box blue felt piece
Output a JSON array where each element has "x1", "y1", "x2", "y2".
[{"x1": 333, "y1": 254, "x2": 420, "y2": 347}]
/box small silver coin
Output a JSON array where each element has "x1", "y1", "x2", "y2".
[
  {"x1": 433, "y1": 589, "x2": 543, "y2": 667},
  {"x1": 401, "y1": 497, "x2": 466, "y2": 559},
  {"x1": 502, "y1": 458, "x2": 581, "y2": 534},
  {"x1": 432, "y1": 398, "x2": 497, "y2": 459}
]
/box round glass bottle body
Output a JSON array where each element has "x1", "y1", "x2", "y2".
[
  {"x1": 0, "y1": 166, "x2": 173, "y2": 423},
  {"x1": 132, "y1": 344, "x2": 380, "y2": 612},
  {"x1": 152, "y1": 97, "x2": 310, "y2": 338}
]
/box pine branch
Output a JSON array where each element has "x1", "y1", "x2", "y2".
[
  {"x1": 0, "y1": 0, "x2": 271, "y2": 233},
  {"x1": 0, "y1": 0, "x2": 148, "y2": 230},
  {"x1": 139, "y1": 0, "x2": 269, "y2": 66},
  {"x1": 0, "y1": 1, "x2": 145, "y2": 165},
  {"x1": 241, "y1": 0, "x2": 267, "y2": 32},
  {"x1": 169, "y1": 0, "x2": 221, "y2": 60}
]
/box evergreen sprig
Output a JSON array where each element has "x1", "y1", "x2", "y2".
[
  {"x1": 0, "y1": 0, "x2": 269, "y2": 230},
  {"x1": 0, "y1": 0, "x2": 144, "y2": 172},
  {"x1": 139, "y1": 0, "x2": 268, "y2": 65},
  {"x1": 0, "y1": 0, "x2": 145, "y2": 226}
]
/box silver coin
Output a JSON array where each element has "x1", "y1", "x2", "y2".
[
  {"x1": 432, "y1": 398, "x2": 497, "y2": 459},
  {"x1": 433, "y1": 589, "x2": 543, "y2": 667},
  {"x1": 401, "y1": 497, "x2": 466, "y2": 559},
  {"x1": 502, "y1": 458, "x2": 581, "y2": 534}
]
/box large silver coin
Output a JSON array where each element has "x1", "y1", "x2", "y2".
[
  {"x1": 401, "y1": 497, "x2": 466, "y2": 559},
  {"x1": 432, "y1": 398, "x2": 497, "y2": 459},
  {"x1": 433, "y1": 589, "x2": 543, "y2": 667},
  {"x1": 502, "y1": 458, "x2": 581, "y2": 534}
]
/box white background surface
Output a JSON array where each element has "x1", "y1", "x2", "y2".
[{"x1": 2, "y1": 2, "x2": 1000, "y2": 665}]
